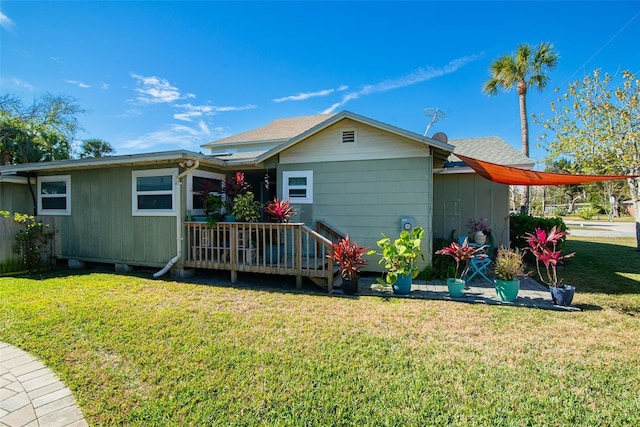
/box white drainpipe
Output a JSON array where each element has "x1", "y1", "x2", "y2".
[{"x1": 153, "y1": 160, "x2": 200, "y2": 278}]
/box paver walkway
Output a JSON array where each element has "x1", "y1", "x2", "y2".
[
  {"x1": 352, "y1": 275, "x2": 580, "y2": 311},
  {"x1": 0, "y1": 342, "x2": 87, "y2": 427}
]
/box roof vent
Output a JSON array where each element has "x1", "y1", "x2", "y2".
[{"x1": 341, "y1": 129, "x2": 356, "y2": 144}]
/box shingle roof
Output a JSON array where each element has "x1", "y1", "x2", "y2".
[
  {"x1": 203, "y1": 114, "x2": 336, "y2": 147},
  {"x1": 448, "y1": 137, "x2": 533, "y2": 166}
]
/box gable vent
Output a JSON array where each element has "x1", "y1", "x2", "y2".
[{"x1": 341, "y1": 129, "x2": 356, "y2": 144}]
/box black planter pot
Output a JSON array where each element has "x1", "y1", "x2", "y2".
[
  {"x1": 550, "y1": 285, "x2": 575, "y2": 306},
  {"x1": 342, "y1": 278, "x2": 359, "y2": 295}
]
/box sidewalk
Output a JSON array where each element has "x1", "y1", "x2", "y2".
[{"x1": 0, "y1": 342, "x2": 87, "y2": 427}]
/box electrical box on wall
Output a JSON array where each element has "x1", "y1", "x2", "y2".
[{"x1": 400, "y1": 216, "x2": 415, "y2": 232}]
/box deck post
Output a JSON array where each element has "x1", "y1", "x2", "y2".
[
  {"x1": 230, "y1": 223, "x2": 237, "y2": 284},
  {"x1": 296, "y1": 226, "x2": 303, "y2": 289}
]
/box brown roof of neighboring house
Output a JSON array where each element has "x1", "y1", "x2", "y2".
[{"x1": 448, "y1": 137, "x2": 533, "y2": 167}]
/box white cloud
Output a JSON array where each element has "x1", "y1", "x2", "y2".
[
  {"x1": 322, "y1": 54, "x2": 483, "y2": 113},
  {"x1": 1, "y1": 76, "x2": 35, "y2": 92},
  {"x1": 130, "y1": 73, "x2": 194, "y2": 104},
  {"x1": 0, "y1": 12, "x2": 15, "y2": 32},
  {"x1": 65, "y1": 79, "x2": 91, "y2": 89},
  {"x1": 121, "y1": 120, "x2": 214, "y2": 151},
  {"x1": 273, "y1": 86, "x2": 348, "y2": 103},
  {"x1": 173, "y1": 103, "x2": 257, "y2": 122}
]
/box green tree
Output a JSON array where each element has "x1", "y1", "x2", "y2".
[
  {"x1": 537, "y1": 69, "x2": 640, "y2": 249},
  {"x1": 483, "y1": 42, "x2": 559, "y2": 213},
  {"x1": 79, "y1": 138, "x2": 115, "y2": 158},
  {"x1": 0, "y1": 93, "x2": 84, "y2": 165}
]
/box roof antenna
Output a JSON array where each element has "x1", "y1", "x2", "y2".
[{"x1": 423, "y1": 107, "x2": 447, "y2": 137}]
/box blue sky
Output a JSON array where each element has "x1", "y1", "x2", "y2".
[{"x1": 1, "y1": 1, "x2": 639, "y2": 165}]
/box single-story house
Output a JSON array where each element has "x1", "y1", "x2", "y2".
[{"x1": 0, "y1": 110, "x2": 532, "y2": 288}]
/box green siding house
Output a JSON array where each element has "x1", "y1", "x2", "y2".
[{"x1": 0, "y1": 110, "x2": 532, "y2": 280}]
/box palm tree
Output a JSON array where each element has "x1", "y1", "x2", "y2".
[
  {"x1": 79, "y1": 138, "x2": 115, "y2": 158},
  {"x1": 483, "y1": 42, "x2": 559, "y2": 213}
]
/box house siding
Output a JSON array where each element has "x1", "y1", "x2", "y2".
[
  {"x1": 0, "y1": 182, "x2": 34, "y2": 215},
  {"x1": 44, "y1": 166, "x2": 178, "y2": 267},
  {"x1": 433, "y1": 173, "x2": 509, "y2": 249},
  {"x1": 279, "y1": 157, "x2": 433, "y2": 273},
  {"x1": 279, "y1": 118, "x2": 430, "y2": 164}
]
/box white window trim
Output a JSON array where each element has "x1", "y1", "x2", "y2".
[
  {"x1": 283, "y1": 170, "x2": 313, "y2": 204},
  {"x1": 132, "y1": 168, "x2": 178, "y2": 216},
  {"x1": 37, "y1": 175, "x2": 71, "y2": 216},
  {"x1": 186, "y1": 170, "x2": 225, "y2": 215}
]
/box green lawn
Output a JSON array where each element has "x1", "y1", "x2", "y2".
[{"x1": 1, "y1": 236, "x2": 639, "y2": 426}]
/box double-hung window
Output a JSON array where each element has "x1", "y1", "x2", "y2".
[
  {"x1": 132, "y1": 168, "x2": 177, "y2": 216},
  {"x1": 283, "y1": 171, "x2": 313, "y2": 204},
  {"x1": 186, "y1": 171, "x2": 225, "y2": 215},
  {"x1": 38, "y1": 175, "x2": 71, "y2": 215}
]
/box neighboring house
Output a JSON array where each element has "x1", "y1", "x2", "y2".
[{"x1": 0, "y1": 110, "x2": 532, "y2": 282}]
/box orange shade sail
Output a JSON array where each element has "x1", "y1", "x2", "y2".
[{"x1": 456, "y1": 154, "x2": 639, "y2": 186}]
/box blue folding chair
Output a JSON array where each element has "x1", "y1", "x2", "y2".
[
  {"x1": 457, "y1": 235, "x2": 493, "y2": 284},
  {"x1": 465, "y1": 250, "x2": 492, "y2": 284}
]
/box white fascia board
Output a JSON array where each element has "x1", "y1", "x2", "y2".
[
  {"x1": 0, "y1": 150, "x2": 226, "y2": 174},
  {"x1": 434, "y1": 163, "x2": 536, "y2": 175}
]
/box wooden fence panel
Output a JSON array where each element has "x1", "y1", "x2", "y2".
[{"x1": 0, "y1": 215, "x2": 56, "y2": 273}]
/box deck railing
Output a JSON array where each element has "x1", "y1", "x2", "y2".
[{"x1": 184, "y1": 222, "x2": 334, "y2": 291}]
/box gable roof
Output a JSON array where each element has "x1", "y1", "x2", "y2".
[
  {"x1": 202, "y1": 114, "x2": 336, "y2": 148},
  {"x1": 206, "y1": 110, "x2": 456, "y2": 165},
  {"x1": 447, "y1": 137, "x2": 533, "y2": 167}
]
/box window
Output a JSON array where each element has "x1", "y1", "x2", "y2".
[
  {"x1": 341, "y1": 128, "x2": 357, "y2": 144},
  {"x1": 38, "y1": 175, "x2": 71, "y2": 215},
  {"x1": 186, "y1": 170, "x2": 225, "y2": 215},
  {"x1": 132, "y1": 168, "x2": 178, "y2": 216},
  {"x1": 283, "y1": 171, "x2": 313, "y2": 204}
]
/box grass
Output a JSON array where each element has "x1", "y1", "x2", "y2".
[{"x1": 1, "y1": 236, "x2": 639, "y2": 425}]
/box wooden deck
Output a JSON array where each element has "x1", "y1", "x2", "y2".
[{"x1": 183, "y1": 222, "x2": 336, "y2": 292}]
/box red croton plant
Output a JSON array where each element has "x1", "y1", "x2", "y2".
[
  {"x1": 523, "y1": 226, "x2": 575, "y2": 288},
  {"x1": 262, "y1": 198, "x2": 296, "y2": 223},
  {"x1": 330, "y1": 235, "x2": 368, "y2": 281},
  {"x1": 435, "y1": 237, "x2": 485, "y2": 279}
]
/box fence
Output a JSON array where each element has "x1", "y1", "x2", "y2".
[{"x1": 0, "y1": 214, "x2": 56, "y2": 274}]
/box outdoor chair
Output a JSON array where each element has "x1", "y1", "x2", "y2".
[{"x1": 457, "y1": 235, "x2": 493, "y2": 284}]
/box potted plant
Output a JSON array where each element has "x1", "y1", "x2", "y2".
[
  {"x1": 330, "y1": 235, "x2": 368, "y2": 295},
  {"x1": 435, "y1": 237, "x2": 485, "y2": 297},
  {"x1": 467, "y1": 218, "x2": 492, "y2": 245},
  {"x1": 204, "y1": 194, "x2": 224, "y2": 227},
  {"x1": 230, "y1": 191, "x2": 261, "y2": 222},
  {"x1": 262, "y1": 198, "x2": 296, "y2": 263},
  {"x1": 367, "y1": 227, "x2": 424, "y2": 295},
  {"x1": 522, "y1": 226, "x2": 576, "y2": 306},
  {"x1": 223, "y1": 172, "x2": 251, "y2": 221},
  {"x1": 262, "y1": 197, "x2": 296, "y2": 223},
  {"x1": 493, "y1": 246, "x2": 525, "y2": 302}
]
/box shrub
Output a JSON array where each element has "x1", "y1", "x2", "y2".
[
  {"x1": 11, "y1": 213, "x2": 55, "y2": 273},
  {"x1": 230, "y1": 192, "x2": 261, "y2": 222},
  {"x1": 575, "y1": 205, "x2": 600, "y2": 220},
  {"x1": 509, "y1": 214, "x2": 567, "y2": 252}
]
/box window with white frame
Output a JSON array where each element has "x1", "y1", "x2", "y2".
[
  {"x1": 283, "y1": 170, "x2": 313, "y2": 204},
  {"x1": 186, "y1": 170, "x2": 225, "y2": 215},
  {"x1": 38, "y1": 175, "x2": 71, "y2": 215},
  {"x1": 132, "y1": 168, "x2": 178, "y2": 216}
]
